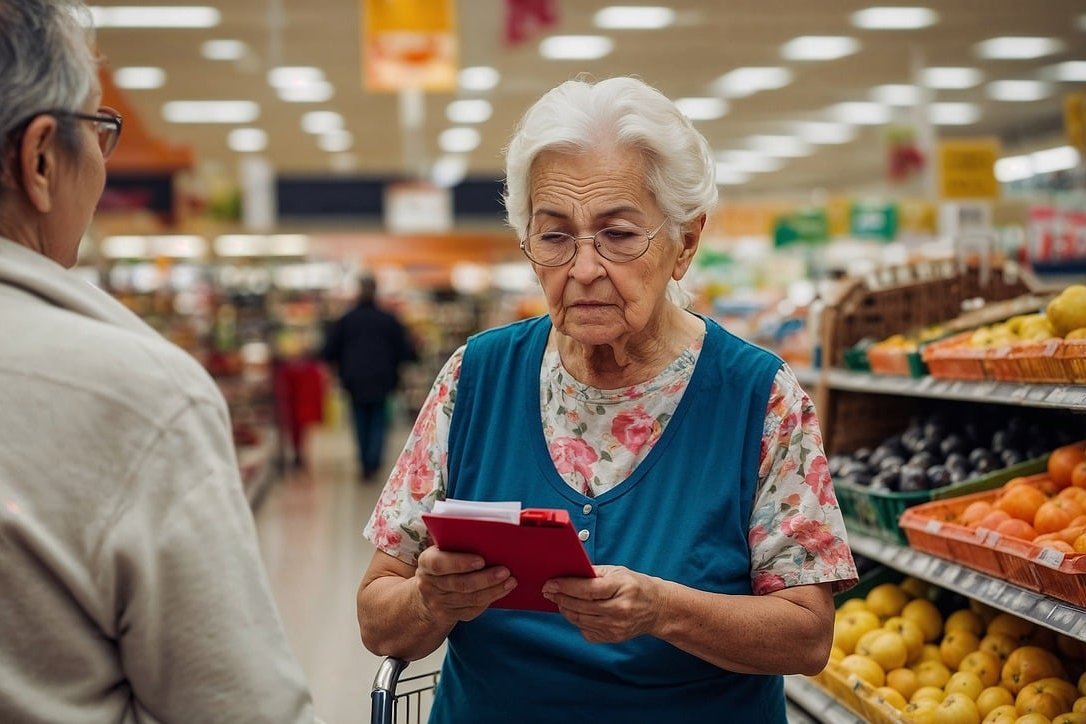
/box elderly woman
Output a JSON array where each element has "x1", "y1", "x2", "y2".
[
  {"x1": 358, "y1": 77, "x2": 856, "y2": 722},
  {"x1": 0, "y1": 1, "x2": 312, "y2": 720}
]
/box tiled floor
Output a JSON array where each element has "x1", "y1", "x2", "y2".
[{"x1": 254, "y1": 420, "x2": 818, "y2": 723}]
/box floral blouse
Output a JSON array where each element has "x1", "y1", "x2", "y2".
[{"x1": 365, "y1": 329, "x2": 857, "y2": 596}]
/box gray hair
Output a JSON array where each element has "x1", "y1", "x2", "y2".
[
  {"x1": 0, "y1": 0, "x2": 97, "y2": 168},
  {"x1": 503, "y1": 77, "x2": 718, "y2": 307}
]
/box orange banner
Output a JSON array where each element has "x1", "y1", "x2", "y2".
[{"x1": 362, "y1": 0, "x2": 458, "y2": 92}]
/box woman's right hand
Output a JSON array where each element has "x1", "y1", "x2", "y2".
[{"x1": 414, "y1": 546, "x2": 517, "y2": 625}]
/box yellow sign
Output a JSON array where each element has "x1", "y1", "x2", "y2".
[
  {"x1": 938, "y1": 138, "x2": 1000, "y2": 200},
  {"x1": 1065, "y1": 93, "x2": 1086, "y2": 152},
  {"x1": 362, "y1": 0, "x2": 457, "y2": 92}
]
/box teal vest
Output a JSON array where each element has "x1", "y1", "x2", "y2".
[{"x1": 432, "y1": 315, "x2": 785, "y2": 723}]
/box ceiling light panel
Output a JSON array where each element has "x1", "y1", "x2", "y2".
[
  {"x1": 712, "y1": 67, "x2": 793, "y2": 98},
  {"x1": 278, "y1": 82, "x2": 334, "y2": 103},
  {"x1": 674, "y1": 97, "x2": 728, "y2": 121},
  {"x1": 748, "y1": 135, "x2": 812, "y2": 157},
  {"x1": 318, "y1": 130, "x2": 353, "y2": 153},
  {"x1": 1045, "y1": 61, "x2": 1086, "y2": 82},
  {"x1": 162, "y1": 101, "x2": 259, "y2": 124},
  {"x1": 781, "y1": 36, "x2": 860, "y2": 61},
  {"x1": 714, "y1": 165, "x2": 750, "y2": 185},
  {"x1": 716, "y1": 150, "x2": 784, "y2": 173},
  {"x1": 929, "y1": 102, "x2": 980, "y2": 125},
  {"x1": 202, "y1": 39, "x2": 247, "y2": 61},
  {"x1": 301, "y1": 111, "x2": 344, "y2": 134},
  {"x1": 90, "y1": 6, "x2": 220, "y2": 28},
  {"x1": 432, "y1": 155, "x2": 470, "y2": 188},
  {"x1": 830, "y1": 102, "x2": 891, "y2": 125},
  {"x1": 995, "y1": 155, "x2": 1033, "y2": 183},
  {"x1": 594, "y1": 6, "x2": 676, "y2": 29},
  {"x1": 439, "y1": 127, "x2": 481, "y2": 153},
  {"x1": 1031, "y1": 146, "x2": 1079, "y2": 174},
  {"x1": 975, "y1": 36, "x2": 1064, "y2": 60},
  {"x1": 228, "y1": 128, "x2": 267, "y2": 153},
  {"x1": 459, "y1": 66, "x2": 500, "y2": 92},
  {"x1": 446, "y1": 99, "x2": 493, "y2": 124},
  {"x1": 539, "y1": 35, "x2": 613, "y2": 60},
  {"x1": 850, "y1": 7, "x2": 938, "y2": 30},
  {"x1": 871, "y1": 84, "x2": 921, "y2": 106},
  {"x1": 987, "y1": 80, "x2": 1053, "y2": 102},
  {"x1": 113, "y1": 66, "x2": 166, "y2": 90},
  {"x1": 268, "y1": 67, "x2": 325, "y2": 89},
  {"x1": 920, "y1": 67, "x2": 983, "y2": 89},
  {"x1": 794, "y1": 122, "x2": 856, "y2": 145}
]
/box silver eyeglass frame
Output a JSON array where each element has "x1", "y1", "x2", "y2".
[{"x1": 520, "y1": 217, "x2": 670, "y2": 267}]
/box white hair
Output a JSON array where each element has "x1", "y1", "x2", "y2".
[{"x1": 503, "y1": 76, "x2": 717, "y2": 307}]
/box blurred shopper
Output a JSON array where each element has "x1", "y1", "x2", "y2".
[
  {"x1": 321, "y1": 275, "x2": 417, "y2": 481},
  {"x1": 0, "y1": 1, "x2": 313, "y2": 721},
  {"x1": 357, "y1": 77, "x2": 857, "y2": 722},
  {"x1": 273, "y1": 333, "x2": 326, "y2": 468}
]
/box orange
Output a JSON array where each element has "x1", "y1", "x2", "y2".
[
  {"x1": 995, "y1": 517, "x2": 1037, "y2": 541},
  {"x1": 1058, "y1": 487, "x2": 1086, "y2": 506},
  {"x1": 1057, "y1": 525, "x2": 1086, "y2": 544},
  {"x1": 977, "y1": 509, "x2": 1012, "y2": 530},
  {"x1": 1074, "y1": 461, "x2": 1086, "y2": 489},
  {"x1": 1074, "y1": 533, "x2": 1086, "y2": 554},
  {"x1": 1041, "y1": 540, "x2": 1075, "y2": 554},
  {"x1": 996, "y1": 485, "x2": 1047, "y2": 523},
  {"x1": 1034, "y1": 498, "x2": 1084, "y2": 535},
  {"x1": 961, "y1": 500, "x2": 994, "y2": 527},
  {"x1": 1050, "y1": 443, "x2": 1086, "y2": 488}
]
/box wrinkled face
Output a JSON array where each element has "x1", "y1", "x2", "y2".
[{"x1": 527, "y1": 148, "x2": 693, "y2": 347}]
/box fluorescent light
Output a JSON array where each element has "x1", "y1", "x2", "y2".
[
  {"x1": 458, "y1": 66, "x2": 500, "y2": 91},
  {"x1": 712, "y1": 67, "x2": 793, "y2": 98},
  {"x1": 113, "y1": 66, "x2": 165, "y2": 90},
  {"x1": 446, "y1": 99, "x2": 492, "y2": 124},
  {"x1": 162, "y1": 101, "x2": 259, "y2": 124},
  {"x1": 850, "y1": 7, "x2": 938, "y2": 30},
  {"x1": 152, "y1": 235, "x2": 207, "y2": 258},
  {"x1": 301, "y1": 111, "x2": 343, "y2": 134},
  {"x1": 747, "y1": 135, "x2": 811, "y2": 158},
  {"x1": 713, "y1": 165, "x2": 750, "y2": 185},
  {"x1": 995, "y1": 155, "x2": 1033, "y2": 183},
  {"x1": 715, "y1": 150, "x2": 784, "y2": 173},
  {"x1": 90, "y1": 6, "x2": 220, "y2": 28},
  {"x1": 1031, "y1": 146, "x2": 1079, "y2": 174},
  {"x1": 102, "y1": 235, "x2": 148, "y2": 258},
  {"x1": 432, "y1": 155, "x2": 469, "y2": 188},
  {"x1": 830, "y1": 102, "x2": 891, "y2": 125},
  {"x1": 1045, "y1": 61, "x2": 1086, "y2": 82},
  {"x1": 781, "y1": 36, "x2": 859, "y2": 61},
  {"x1": 267, "y1": 66, "x2": 325, "y2": 89},
  {"x1": 871, "y1": 84, "x2": 921, "y2": 106},
  {"x1": 674, "y1": 97, "x2": 728, "y2": 121},
  {"x1": 228, "y1": 128, "x2": 267, "y2": 152},
  {"x1": 439, "y1": 127, "x2": 481, "y2": 153},
  {"x1": 920, "y1": 66, "x2": 983, "y2": 89},
  {"x1": 987, "y1": 80, "x2": 1053, "y2": 102},
  {"x1": 929, "y1": 102, "x2": 980, "y2": 125},
  {"x1": 594, "y1": 6, "x2": 676, "y2": 29},
  {"x1": 214, "y1": 235, "x2": 310, "y2": 257},
  {"x1": 202, "y1": 39, "x2": 247, "y2": 61},
  {"x1": 975, "y1": 36, "x2": 1064, "y2": 60},
  {"x1": 318, "y1": 130, "x2": 353, "y2": 153},
  {"x1": 278, "y1": 82, "x2": 334, "y2": 103},
  {"x1": 794, "y1": 122, "x2": 856, "y2": 145},
  {"x1": 539, "y1": 35, "x2": 613, "y2": 60},
  {"x1": 268, "y1": 235, "x2": 309, "y2": 256}
]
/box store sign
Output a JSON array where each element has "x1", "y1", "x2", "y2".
[
  {"x1": 384, "y1": 181, "x2": 452, "y2": 233},
  {"x1": 361, "y1": 0, "x2": 457, "y2": 92},
  {"x1": 773, "y1": 209, "x2": 829, "y2": 247},
  {"x1": 937, "y1": 138, "x2": 1000, "y2": 200},
  {"x1": 1029, "y1": 204, "x2": 1086, "y2": 269},
  {"x1": 849, "y1": 202, "x2": 898, "y2": 241}
]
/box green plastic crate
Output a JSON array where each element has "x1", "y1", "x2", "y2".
[{"x1": 835, "y1": 456, "x2": 1049, "y2": 545}]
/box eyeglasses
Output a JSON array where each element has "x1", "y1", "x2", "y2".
[
  {"x1": 53, "y1": 107, "x2": 123, "y2": 159},
  {"x1": 7, "y1": 107, "x2": 123, "y2": 160},
  {"x1": 521, "y1": 217, "x2": 669, "y2": 267}
]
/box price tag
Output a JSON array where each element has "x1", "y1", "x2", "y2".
[
  {"x1": 1035, "y1": 547, "x2": 1065, "y2": 569},
  {"x1": 985, "y1": 531, "x2": 1002, "y2": 546},
  {"x1": 1047, "y1": 607, "x2": 1078, "y2": 632},
  {"x1": 931, "y1": 560, "x2": 950, "y2": 581},
  {"x1": 1011, "y1": 386, "x2": 1029, "y2": 400},
  {"x1": 1048, "y1": 387, "x2": 1086, "y2": 408},
  {"x1": 925, "y1": 519, "x2": 943, "y2": 534}
]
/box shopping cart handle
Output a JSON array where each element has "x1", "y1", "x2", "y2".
[{"x1": 371, "y1": 657, "x2": 409, "y2": 724}]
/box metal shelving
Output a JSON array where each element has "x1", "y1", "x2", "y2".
[{"x1": 783, "y1": 676, "x2": 866, "y2": 724}]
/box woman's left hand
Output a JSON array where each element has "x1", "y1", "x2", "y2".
[{"x1": 541, "y1": 565, "x2": 668, "y2": 643}]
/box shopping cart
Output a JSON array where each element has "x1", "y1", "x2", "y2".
[{"x1": 370, "y1": 657, "x2": 441, "y2": 724}]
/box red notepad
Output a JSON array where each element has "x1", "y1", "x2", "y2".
[{"x1": 422, "y1": 508, "x2": 596, "y2": 612}]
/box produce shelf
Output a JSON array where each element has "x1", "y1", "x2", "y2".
[
  {"x1": 783, "y1": 676, "x2": 867, "y2": 724},
  {"x1": 815, "y1": 368, "x2": 1086, "y2": 411},
  {"x1": 847, "y1": 529, "x2": 1086, "y2": 641}
]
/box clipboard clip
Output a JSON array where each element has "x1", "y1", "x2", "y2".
[{"x1": 519, "y1": 509, "x2": 571, "y2": 527}]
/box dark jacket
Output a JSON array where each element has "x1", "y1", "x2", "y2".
[{"x1": 321, "y1": 301, "x2": 417, "y2": 403}]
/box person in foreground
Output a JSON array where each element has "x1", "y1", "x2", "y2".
[
  {"x1": 356, "y1": 76, "x2": 856, "y2": 722},
  {"x1": 0, "y1": 1, "x2": 313, "y2": 720}
]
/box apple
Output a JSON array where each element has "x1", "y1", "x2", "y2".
[
  {"x1": 833, "y1": 610, "x2": 880, "y2": 654},
  {"x1": 903, "y1": 598, "x2": 944, "y2": 642},
  {"x1": 941, "y1": 629, "x2": 981, "y2": 670},
  {"x1": 945, "y1": 670, "x2": 985, "y2": 701},
  {"x1": 884, "y1": 616, "x2": 926, "y2": 663},
  {"x1": 960, "y1": 650, "x2": 1004, "y2": 688},
  {"x1": 980, "y1": 704, "x2": 1017, "y2": 724},
  {"x1": 935, "y1": 692, "x2": 981, "y2": 724},
  {"x1": 975, "y1": 686, "x2": 1014, "y2": 718},
  {"x1": 1001, "y1": 646, "x2": 1067, "y2": 694},
  {"x1": 839, "y1": 654, "x2": 885, "y2": 687}
]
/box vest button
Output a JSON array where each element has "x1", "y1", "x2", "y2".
[
  {"x1": 582, "y1": 504, "x2": 592, "y2": 515},
  {"x1": 578, "y1": 529, "x2": 590, "y2": 542}
]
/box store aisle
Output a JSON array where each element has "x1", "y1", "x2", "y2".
[{"x1": 254, "y1": 421, "x2": 444, "y2": 724}]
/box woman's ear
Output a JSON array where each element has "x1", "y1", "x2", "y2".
[
  {"x1": 672, "y1": 213, "x2": 706, "y2": 281},
  {"x1": 17, "y1": 116, "x2": 59, "y2": 214}
]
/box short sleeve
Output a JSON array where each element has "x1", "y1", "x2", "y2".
[
  {"x1": 363, "y1": 346, "x2": 464, "y2": 564},
  {"x1": 747, "y1": 365, "x2": 857, "y2": 595}
]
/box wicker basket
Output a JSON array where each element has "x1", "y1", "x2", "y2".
[{"x1": 921, "y1": 332, "x2": 989, "y2": 381}]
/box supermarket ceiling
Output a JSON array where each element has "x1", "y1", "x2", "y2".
[{"x1": 90, "y1": 0, "x2": 1086, "y2": 195}]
